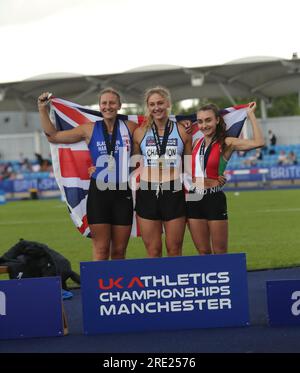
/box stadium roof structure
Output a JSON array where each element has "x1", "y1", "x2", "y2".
[{"x1": 1, "y1": 56, "x2": 300, "y2": 112}]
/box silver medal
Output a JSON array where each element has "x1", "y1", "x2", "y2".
[
  {"x1": 199, "y1": 154, "x2": 205, "y2": 177},
  {"x1": 107, "y1": 155, "x2": 115, "y2": 171}
]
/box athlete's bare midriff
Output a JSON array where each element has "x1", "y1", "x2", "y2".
[{"x1": 140, "y1": 166, "x2": 180, "y2": 183}]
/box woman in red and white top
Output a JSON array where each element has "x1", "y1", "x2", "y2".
[{"x1": 187, "y1": 102, "x2": 264, "y2": 255}]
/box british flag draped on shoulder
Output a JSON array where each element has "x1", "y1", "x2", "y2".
[{"x1": 49, "y1": 97, "x2": 248, "y2": 238}]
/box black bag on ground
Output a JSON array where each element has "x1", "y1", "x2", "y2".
[{"x1": 0, "y1": 239, "x2": 80, "y2": 290}]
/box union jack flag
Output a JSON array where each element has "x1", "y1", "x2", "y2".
[{"x1": 49, "y1": 97, "x2": 247, "y2": 237}]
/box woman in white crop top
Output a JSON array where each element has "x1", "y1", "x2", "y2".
[{"x1": 133, "y1": 86, "x2": 192, "y2": 258}]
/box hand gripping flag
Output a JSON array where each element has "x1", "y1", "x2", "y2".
[{"x1": 49, "y1": 97, "x2": 247, "y2": 237}]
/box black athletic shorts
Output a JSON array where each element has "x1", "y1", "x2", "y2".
[
  {"x1": 186, "y1": 189, "x2": 228, "y2": 220},
  {"x1": 135, "y1": 179, "x2": 186, "y2": 221},
  {"x1": 87, "y1": 178, "x2": 133, "y2": 225}
]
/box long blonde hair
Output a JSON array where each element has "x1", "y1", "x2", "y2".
[{"x1": 143, "y1": 86, "x2": 172, "y2": 129}]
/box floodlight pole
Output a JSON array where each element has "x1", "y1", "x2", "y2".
[
  {"x1": 15, "y1": 98, "x2": 28, "y2": 128},
  {"x1": 259, "y1": 98, "x2": 269, "y2": 140},
  {"x1": 34, "y1": 131, "x2": 41, "y2": 155},
  {"x1": 260, "y1": 99, "x2": 268, "y2": 120},
  {"x1": 218, "y1": 82, "x2": 236, "y2": 106}
]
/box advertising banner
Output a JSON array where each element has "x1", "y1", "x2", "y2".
[
  {"x1": 267, "y1": 280, "x2": 300, "y2": 326},
  {"x1": 0, "y1": 277, "x2": 64, "y2": 339},
  {"x1": 81, "y1": 254, "x2": 249, "y2": 334}
]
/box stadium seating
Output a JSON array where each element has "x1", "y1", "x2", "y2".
[
  {"x1": 227, "y1": 144, "x2": 300, "y2": 170},
  {"x1": 0, "y1": 159, "x2": 52, "y2": 180}
]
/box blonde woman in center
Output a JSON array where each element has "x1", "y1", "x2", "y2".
[{"x1": 133, "y1": 86, "x2": 192, "y2": 258}]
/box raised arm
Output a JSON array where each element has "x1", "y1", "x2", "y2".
[
  {"x1": 38, "y1": 92, "x2": 88, "y2": 144},
  {"x1": 224, "y1": 102, "x2": 265, "y2": 154}
]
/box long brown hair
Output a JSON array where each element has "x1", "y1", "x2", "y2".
[
  {"x1": 143, "y1": 86, "x2": 171, "y2": 129},
  {"x1": 197, "y1": 103, "x2": 226, "y2": 150}
]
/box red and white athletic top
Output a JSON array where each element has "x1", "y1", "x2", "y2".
[{"x1": 192, "y1": 138, "x2": 227, "y2": 179}]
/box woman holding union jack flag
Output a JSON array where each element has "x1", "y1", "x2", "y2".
[
  {"x1": 187, "y1": 102, "x2": 264, "y2": 255},
  {"x1": 38, "y1": 88, "x2": 137, "y2": 261}
]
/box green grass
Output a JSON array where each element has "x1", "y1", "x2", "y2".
[{"x1": 0, "y1": 189, "x2": 300, "y2": 273}]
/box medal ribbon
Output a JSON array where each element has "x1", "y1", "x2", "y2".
[
  {"x1": 151, "y1": 120, "x2": 172, "y2": 162},
  {"x1": 102, "y1": 118, "x2": 119, "y2": 158}
]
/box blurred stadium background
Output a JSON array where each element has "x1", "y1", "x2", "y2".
[{"x1": 0, "y1": 56, "x2": 300, "y2": 272}]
